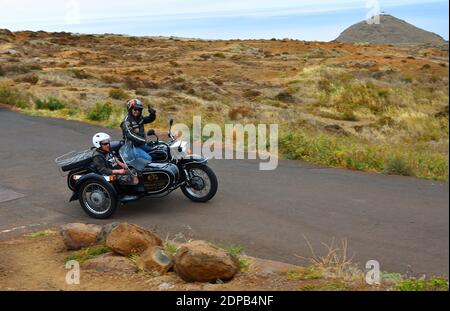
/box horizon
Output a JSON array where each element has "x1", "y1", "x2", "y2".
[{"x1": 1, "y1": 0, "x2": 448, "y2": 41}]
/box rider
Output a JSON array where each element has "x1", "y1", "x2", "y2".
[
  {"x1": 120, "y1": 99, "x2": 156, "y2": 161},
  {"x1": 91, "y1": 132, "x2": 127, "y2": 175}
]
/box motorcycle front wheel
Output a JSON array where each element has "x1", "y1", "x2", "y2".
[{"x1": 181, "y1": 164, "x2": 218, "y2": 202}]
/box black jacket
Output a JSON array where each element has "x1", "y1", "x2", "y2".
[
  {"x1": 91, "y1": 149, "x2": 115, "y2": 175},
  {"x1": 120, "y1": 112, "x2": 155, "y2": 146}
]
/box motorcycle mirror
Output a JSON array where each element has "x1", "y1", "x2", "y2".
[
  {"x1": 169, "y1": 119, "x2": 174, "y2": 127},
  {"x1": 147, "y1": 129, "x2": 156, "y2": 136}
]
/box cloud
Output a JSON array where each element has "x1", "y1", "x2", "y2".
[{"x1": 2, "y1": 0, "x2": 447, "y2": 24}]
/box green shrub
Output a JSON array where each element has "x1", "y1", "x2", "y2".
[
  {"x1": 213, "y1": 52, "x2": 226, "y2": 59},
  {"x1": 87, "y1": 102, "x2": 113, "y2": 121},
  {"x1": 65, "y1": 245, "x2": 110, "y2": 264},
  {"x1": 0, "y1": 66, "x2": 5, "y2": 76},
  {"x1": 34, "y1": 97, "x2": 65, "y2": 111},
  {"x1": 383, "y1": 157, "x2": 413, "y2": 176},
  {"x1": 396, "y1": 277, "x2": 448, "y2": 291},
  {"x1": 109, "y1": 88, "x2": 130, "y2": 100},
  {"x1": 0, "y1": 84, "x2": 30, "y2": 108}
]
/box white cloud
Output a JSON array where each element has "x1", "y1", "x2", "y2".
[{"x1": 1, "y1": 0, "x2": 446, "y2": 25}]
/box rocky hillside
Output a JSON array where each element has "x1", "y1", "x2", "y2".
[
  {"x1": 0, "y1": 29, "x2": 448, "y2": 180},
  {"x1": 336, "y1": 14, "x2": 447, "y2": 45}
]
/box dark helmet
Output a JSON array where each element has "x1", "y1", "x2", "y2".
[{"x1": 127, "y1": 99, "x2": 144, "y2": 111}]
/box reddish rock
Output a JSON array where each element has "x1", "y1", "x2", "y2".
[
  {"x1": 174, "y1": 240, "x2": 239, "y2": 283},
  {"x1": 60, "y1": 223, "x2": 102, "y2": 250},
  {"x1": 105, "y1": 223, "x2": 162, "y2": 256}
]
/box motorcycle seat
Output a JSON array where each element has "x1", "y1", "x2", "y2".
[{"x1": 110, "y1": 140, "x2": 124, "y2": 152}]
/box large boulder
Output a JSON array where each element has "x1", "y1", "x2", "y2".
[
  {"x1": 97, "y1": 222, "x2": 120, "y2": 242},
  {"x1": 60, "y1": 223, "x2": 102, "y2": 250},
  {"x1": 137, "y1": 246, "x2": 173, "y2": 275},
  {"x1": 105, "y1": 223, "x2": 162, "y2": 256},
  {"x1": 82, "y1": 253, "x2": 136, "y2": 274},
  {"x1": 174, "y1": 240, "x2": 239, "y2": 283}
]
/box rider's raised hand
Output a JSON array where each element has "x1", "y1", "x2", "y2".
[{"x1": 148, "y1": 106, "x2": 156, "y2": 116}]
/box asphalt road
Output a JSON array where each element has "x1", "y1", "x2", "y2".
[{"x1": 0, "y1": 107, "x2": 448, "y2": 277}]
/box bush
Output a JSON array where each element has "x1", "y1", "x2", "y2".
[
  {"x1": 0, "y1": 84, "x2": 30, "y2": 108},
  {"x1": 70, "y1": 69, "x2": 92, "y2": 79},
  {"x1": 109, "y1": 88, "x2": 130, "y2": 100},
  {"x1": 87, "y1": 102, "x2": 113, "y2": 121},
  {"x1": 243, "y1": 89, "x2": 261, "y2": 99},
  {"x1": 383, "y1": 157, "x2": 413, "y2": 176},
  {"x1": 34, "y1": 97, "x2": 65, "y2": 111},
  {"x1": 275, "y1": 90, "x2": 295, "y2": 103},
  {"x1": 213, "y1": 52, "x2": 226, "y2": 59},
  {"x1": 15, "y1": 73, "x2": 39, "y2": 84},
  {"x1": 0, "y1": 66, "x2": 5, "y2": 76},
  {"x1": 396, "y1": 277, "x2": 448, "y2": 291},
  {"x1": 1, "y1": 64, "x2": 42, "y2": 74}
]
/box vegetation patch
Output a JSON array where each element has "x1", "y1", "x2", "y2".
[
  {"x1": 65, "y1": 245, "x2": 110, "y2": 264},
  {"x1": 26, "y1": 230, "x2": 56, "y2": 239},
  {"x1": 87, "y1": 102, "x2": 113, "y2": 121},
  {"x1": 109, "y1": 88, "x2": 130, "y2": 100},
  {"x1": 0, "y1": 84, "x2": 30, "y2": 108},
  {"x1": 34, "y1": 97, "x2": 66, "y2": 111}
]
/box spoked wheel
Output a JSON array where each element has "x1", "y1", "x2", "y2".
[
  {"x1": 181, "y1": 164, "x2": 218, "y2": 202},
  {"x1": 79, "y1": 180, "x2": 117, "y2": 219}
]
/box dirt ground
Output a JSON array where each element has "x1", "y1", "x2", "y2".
[{"x1": 0, "y1": 231, "x2": 375, "y2": 291}]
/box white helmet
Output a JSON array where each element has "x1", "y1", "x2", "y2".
[{"x1": 92, "y1": 132, "x2": 111, "y2": 148}]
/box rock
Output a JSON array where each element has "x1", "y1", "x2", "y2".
[
  {"x1": 82, "y1": 253, "x2": 136, "y2": 273},
  {"x1": 98, "y1": 222, "x2": 120, "y2": 241},
  {"x1": 174, "y1": 240, "x2": 239, "y2": 283},
  {"x1": 137, "y1": 246, "x2": 173, "y2": 274},
  {"x1": 2, "y1": 49, "x2": 22, "y2": 57},
  {"x1": 60, "y1": 223, "x2": 102, "y2": 250},
  {"x1": 105, "y1": 223, "x2": 162, "y2": 256}
]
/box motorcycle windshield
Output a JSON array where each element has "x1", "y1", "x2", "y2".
[{"x1": 119, "y1": 143, "x2": 151, "y2": 171}]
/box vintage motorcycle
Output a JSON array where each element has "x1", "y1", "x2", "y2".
[{"x1": 56, "y1": 119, "x2": 218, "y2": 219}]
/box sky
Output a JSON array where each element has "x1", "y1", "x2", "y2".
[{"x1": 0, "y1": 0, "x2": 448, "y2": 41}]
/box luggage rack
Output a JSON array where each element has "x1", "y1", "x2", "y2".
[{"x1": 55, "y1": 149, "x2": 94, "y2": 173}]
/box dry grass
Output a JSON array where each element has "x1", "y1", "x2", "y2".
[{"x1": 0, "y1": 30, "x2": 447, "y2": 179}]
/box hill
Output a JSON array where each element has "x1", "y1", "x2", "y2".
[{"x1": 335, "y1": 14, "x2": 447, "y2": 45}]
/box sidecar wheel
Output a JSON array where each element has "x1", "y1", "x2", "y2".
[
  {"x1": 78, "y1": 180, "x2": 117, "y2": 219},
  {"x1": 181, "y1": 164, "x2": 218, "y2": 202}
]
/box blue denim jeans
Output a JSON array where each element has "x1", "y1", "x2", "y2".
[{"x1": 134, "y1": 144, "x2": 153, "y2": 161}]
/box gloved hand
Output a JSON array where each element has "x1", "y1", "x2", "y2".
[{"x1": 148, "y1": 106, "x2": 156, "y2": 116}]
